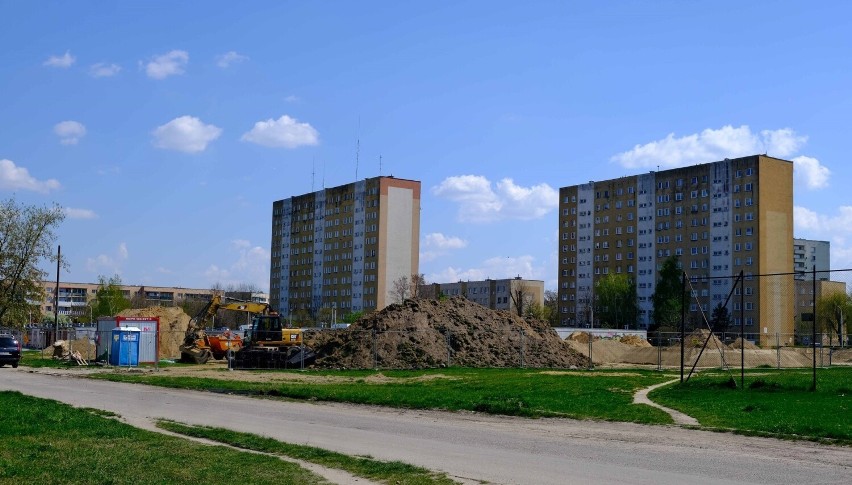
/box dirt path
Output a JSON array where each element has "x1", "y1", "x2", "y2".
[
  {"x1": 633, "y1": 379, "x2": 699, "y2": 426},
  {"x1": 146, "y1": 421, "x2": 383, "y2": 485},
  {"x1": 3, "y1": 369, "x2": 849, "y2": 485}
]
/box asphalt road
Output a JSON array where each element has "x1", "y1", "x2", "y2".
[{"x1": 1, "y1": 369, "x2": 849, "y2": 484}]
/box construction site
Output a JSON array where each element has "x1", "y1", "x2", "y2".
[{"x1": 31, "y1": 295, "x2": 852, "y2": 373}]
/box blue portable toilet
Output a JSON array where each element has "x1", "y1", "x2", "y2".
[{"x1": 110, "y1": 326, "x2": 140, "y2": 366}]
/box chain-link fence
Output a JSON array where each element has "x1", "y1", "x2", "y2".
[{"x1": 14, "y1": 268, "x2": 851, "y2": 371}]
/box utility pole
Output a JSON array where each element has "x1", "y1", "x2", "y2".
[{"x1": 54, "y1": 245, "x2": 61, "y2": 344}]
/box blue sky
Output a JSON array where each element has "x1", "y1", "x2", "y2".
[{"x1": 2, "y1": 1, "x2": 851, "y2": 292}]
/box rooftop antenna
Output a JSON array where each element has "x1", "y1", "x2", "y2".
[
  {"x1": 311, "y1": 158, "x2": 316, "y2": 192},
  {"x1": 355, "y1": 116, "x2": 360, "y2": 180},
  {"x1": 322, "y1": 159, "x2": 326, "y2": 189},
  {"x1": 379, "y1": 155, "x2": 382, "y2": 175}
]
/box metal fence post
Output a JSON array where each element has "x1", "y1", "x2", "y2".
[
  {"x1": 588, "y1": 334, "x2": 593, "y2": 370},
  {"x1": 776, "y1": 332, "x2": 780, "y2": 369},
  {"x1": 372, "y1": 329, "x2": 378, "y2": 370},
  {"x1": 656, "y1": 333, "x2": 662, "y2": 371},
  {"x1": 445, "y1": 330, "x2": 451, "y2": 367}
]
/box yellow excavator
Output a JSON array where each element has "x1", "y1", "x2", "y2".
[
  {"x1": 179, "y1": 294, "x2": 270, "y2": 364},
  {"x1": 230, "y1": 312, "x2": 316, "y2": 369}
]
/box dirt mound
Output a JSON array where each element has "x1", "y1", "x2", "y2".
[
  {"x1": 677, "y1": 329, "x2": 726, "y2": 349},
  {"x1": 117, "y1": 306, "x2": 189, "y2": 359},
  {"x1": 729, "y1": 337, "x2": 759, "y2": 350},
  {"x1": 308, "y1": 297, "x2": 588, "y2": 369},
  {"x1": 620, "y1": 335, "x2": 651, "y2": 347},
  {"x1": 567, "y1": 331, "x2": 597, "y2": 343}
]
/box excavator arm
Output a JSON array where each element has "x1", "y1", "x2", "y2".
[{"x1": 180, "y1": 294, "x2": 270, "y2": 364}]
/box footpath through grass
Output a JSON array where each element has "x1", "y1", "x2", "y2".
[
  {"x1": 0, "y1": 391, "x2": 327, "y2": 484},
  {"x1": 0, "y1": 391, "x2": 455, "y2": 484},
  {"x1": 159, "y1": 421, "x2": 456, "y2": 485},
  {"x1": 94, "y1": 367, "x2": 676, "y2": 424},
  {"x1": 650, "y1": 367, "x2": 851, "y2": 444}
]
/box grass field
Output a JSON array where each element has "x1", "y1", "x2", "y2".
[
  {"x1": 158, "y1": 421, "x2": 456, "y2": 485},
  {"x1": 0, "y1": 391, "x2": 454, "y2": 484},
  {"x1": 94, "y1": 367, "x2": 677, "y2": 424},
  {"x1": 650, "y1": 367, "x2": 851, "y2": 444},
  {"x1": 0, "y1": 391, "x2": 327, "y2": 484}
]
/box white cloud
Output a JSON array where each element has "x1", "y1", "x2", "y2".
[
  {"x1": 241, "y1": 115, "x2": 319, "y2": 148},
  {"x1": 432, "y1": 175, "x2": 558, "y2": 223},
  {"x1": 152, "y1": 116, "x2": 222, "y2": 153},
  {"x1": 216, "y1": 51, "x2": 248, "y2": 68},
  {"x1": 54, "y1": 120, "x2": 86, "y2": 145},
  {"x1": 64, "y1": 207, "x2": 97, "y2": 219},
  {"x1": 89, "y1": 62, "x2": 121, "y2": 77},
  {"x1": 794, "y1": 205, "x2": 852, "y2": 269},
  {"x1": 794, "y1": 206, "x2": 852, "y2": 233},
  {"x1": 284, "y1": 95, "x2": 300, "y2": 103},
  {"x1": 792, "y1": 156, "x2": 830, "y2": 189},
  {"x1": 424, "y1": 233, "x2": 467, "y2": 250},
  {"x1": 143, "y1": 50, "x2": 188, "y2": 79},
  {"x1": 204, "y1": 240, "x2": 270, "y2": 291},
  {"x1": 610, "y1": 125, "x2": 831, "y2": 191},
  {"x1": 0, "y1": 159, "x2": 61, "y2": 193},
  {"x1": 427, "y1": 255, "x2": 542, "y2": 284},
  {"x1": 43, "y1": 51, "x2": 75, "y2": 68},
  {"x1": 420, "y1": 233, "x2": 468, "y2": 262},
  {"x1": 611, "y1": 125, "x2": 807, "y2": 169},
  {"x1": 86, "y1": 243, "x2": 129, "y2": 275}
]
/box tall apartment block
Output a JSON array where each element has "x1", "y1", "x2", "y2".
[
  {"x1": 270, "y1": 176, "x2": 421, "y2": 317},
  {"x1": 793, "y1": 238, "x2": 830, "y2": 280},
  {"x1": 557, "y1": 155, "x2": 794, "y2": 341}
]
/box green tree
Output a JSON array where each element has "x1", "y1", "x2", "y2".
[
  {"x1": 92, "y1": 275, "x2": 130, "y2": 318},
  {"x1": 41, "y1": 312, "x2": 71, "y2": 325},
  {"x1": 342, "y1": 310, "x2": 363, "y2": 324},
  {"x1": 594, "y1": 273, "x2": 638, "y2": 329},
  {"x1": 651, "y1": 256, "x2": 683, "y2": 332},
  {"x1": 710, "y1": 303, "x2": 731, "y2": 333},
  {"x1": 543, "y1": 290, "x2": 559, "y2": 326},
  {"x1": 0, "y1": 198, "x2": 65, "y2": 328},
  {"x1": 524, "y1": 301, "x2": 552, "y2": 322},
  {"x1": 815, "y1": 291, "x2": 852, "y2": 344}
]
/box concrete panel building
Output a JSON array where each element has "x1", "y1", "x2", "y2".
[
  {"x1": 422, "y1": 277, "x2": 544, "y2": 315},
  {"x1": 557, "y1": 155, "x2": 794, "y2": 344},
  {"x1": 793, "y1": 239, "x2": 830, "y2": 280},
  {"x1": 36, "y1": 282, "x2": 227, "y2": 322},
  {"x1": 270, "y1": 176, "x2": 421, "y2": 317}
]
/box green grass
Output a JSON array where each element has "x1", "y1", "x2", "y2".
[
  {"x1": 94, "y1": 367, "x2": 676, "y2": 424},
  {"x1": 159, "y1": 421, "x2": 457, "y2": 485},
  {"x1": 0, "y1": 391, "x2": 328, "y2": 484},
  {"x1": 650, "y1": 367, "x2": 851, "y2": 444},
  {"x1": 19, "y1": 351, "x2": 182, "y2": 369}
]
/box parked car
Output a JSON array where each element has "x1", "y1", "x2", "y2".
[{"x1": 0, "y1": 334, "x2": 21, "y2": 368}]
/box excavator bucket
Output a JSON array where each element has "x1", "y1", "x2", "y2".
[{"x1": 179, "y1": 346, "x2": 212, "y2": 364}]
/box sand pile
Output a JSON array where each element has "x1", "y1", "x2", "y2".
[
  {"x1": 307, "y1": 297, "x2": 588, "y2": 369},
  {"x1": 42, "y1": 339, "x2": 96, "y2": 360},
  {"x1": 117, "y1": 306, "x2": 190, "y2": 359},
  {"x1": 680, "y1": 329, "x2": 726, "y2": 349},
  {"x1": 567, "y1": 331, "x2": 597, "y2": 344},
  {"x1": 729, "y1": 337, "x2": 760, "y2": 350},
  {"x1": 620, "y1": 335, "x2": 652, "y2": 347}
]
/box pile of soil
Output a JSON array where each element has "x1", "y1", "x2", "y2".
[
  {"x1": 42, "y1": 339, "x2": 96, "y2": 360},
  {"x1": 307, "y1": 297, "x2": 588, "y2": 369},
  {"x1": 567, "y1": 331, "x2": 597, "y2": 343},
  {"x1": 679, "y1": 329, "x2": 726, "y2": 349},
  {"x1": 620, "y1": 335, "x2": 652, "y2": 347},
  {"x1": 117, "y1": 306, "x2": 189, "y2": 359},
  {"x1": 729, "y1": 337, "x2": 760, "y2": 350}
]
